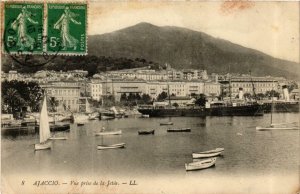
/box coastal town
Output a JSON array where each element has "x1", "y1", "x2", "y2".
[
  {"x1": 1, "y1": 1, "x2": 300, "y2": 194},
  {"x1": 1, "y1": 65, "x2": 299, "y2": 117}
]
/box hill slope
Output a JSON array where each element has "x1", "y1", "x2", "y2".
[{"x1": 88, "y1": 22, "x2": 300, "y2": 79}]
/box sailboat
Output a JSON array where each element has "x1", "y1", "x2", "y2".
[
  {"x1": 35, "y1": 96, "x2": 52, "y2": 150},
  {"x1": 256, "y1": 85, "x2": 299, "y2": 131}
]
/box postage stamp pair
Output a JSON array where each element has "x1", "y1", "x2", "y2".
[{"x1": 3, "y1": 2, "x2": 87, "y2": 55}]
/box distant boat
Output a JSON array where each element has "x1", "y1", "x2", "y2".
[
  {"x1": 160, "y1": 122, "x2": 173, "y2": 126},
  {"x1": 35, "y1": 96, "x2": 51, "y2": 150},
  {"x1": 95, "y1": 130, "x2": 122, "y2": 136},
  {"x1": 77, "y1": 123, "x2": 84, "y2": 126},
  {"x1": 192, "y1": 148, "x2": 224, "y2": 158},
  {"x1": 167, "y1": 128, "x2": 191, "y2": 132},
  {"x1": 138, "y1": 129, "x2": 155, "y2": 135},
  {"x1": 185, "y1": 157, "x2": 217, "y2": 171},
  {"x1": 256, "y1": 125, "x2": 299, "y2": 131},
  {"x1": 49, "y1": 135, "x2": 68, "y2": 140},
  {"x1": 100, "y1": 115, "x2": 115, "y2": 120},
  {"x1": 140, "y1": 114, "x2": 150, "y2": 118},
  {"x1": 97, "y1": 143, "x2": 126, "y2": 150}
]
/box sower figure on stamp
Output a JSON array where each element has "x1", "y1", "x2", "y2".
[
  {"x1": 11, "y1": 6, "x2": 38, "y2": 50},
  {"x1": 54, "y1": 7, "x2": 81, "y2": 50}
]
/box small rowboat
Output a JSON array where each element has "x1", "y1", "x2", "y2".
[
  {"x1": 160, "y1": 122, "x2": 173, "y2": 126},
  {"x1": 95, "y1": 130, "x2": 122, "y2": 136},
  {"x1": 49, "y1": 136, "x2": 68, "y2": 140},
  {"x1": 167, "y1": 128, "x2": 191, "y2": 132},
  {"x1": 140, "y1": 114, "x2": 150, "y2": 118},
  {"x1": 256, "y1": 126, "x2": 299, "y2": 131},
  {"x1": 192, "y1": 148, "x2": 224, "y2": 158},
  {"x1": 97, "y1": 143, "x2": 126, "y2": 150},
  {"x1": 185, "y1": 157, "x2": 217, "y2": 171},
  {"x1": 138, "y1": 130, "x2": 155, "y2": 135},
  {"x1": 77, "y1": 123, "x2": 84, "y2": 126}
]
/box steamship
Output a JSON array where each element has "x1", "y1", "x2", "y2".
[{"x1": 137, "y1": 101, "x2": 264, "y2": 117}]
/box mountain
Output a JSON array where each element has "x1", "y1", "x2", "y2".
[{"x1": 88, "y1": 22, "x2": 300, "y2": 79}]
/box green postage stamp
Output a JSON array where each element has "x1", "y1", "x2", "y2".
[
  {"x1": 47, "y1": 3, "x2": 87, "y2": 55},
  {"x1": 3, "y1": 3, "x2": 44, "y2": 54},
  {"x1": 3, "y1": 2, "x2": 87, "y2": 55}
]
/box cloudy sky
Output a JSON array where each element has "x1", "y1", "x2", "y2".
[{"x1": 88, "y1": 1, "x2": 299, "y2": 63}]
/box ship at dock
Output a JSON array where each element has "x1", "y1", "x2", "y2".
[{"x1": 138, "y1": 101, "x2": 264, "y2": 117}]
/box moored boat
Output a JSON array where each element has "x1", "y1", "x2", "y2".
[
  {"x1": 138, "y1": 102, "x2": 264, "y2": 117},
  {"x1": 167, "y1": 128, "x2": 191, "y2": 132},
  {"x1": 97, "y1": 143, "x2": 126, "y2": 150},
  {"x1": 138, "y1": 130, "x2": 155, "y2": 135},
  {"x1": 49, "y1": 136, "x2": 68, "y2": 140},
  {"x1": 95, "y1": 130, "x2": 122, "y2": 136},
  {"x1": 185, "y1": 157, "x2": 217, "y2": 171},
  {"x1": 256, "y1": 125, "x2": 299, "y2": 131},
  {"x1": 160, "y1": 122, "x2": 173, "y2": 126},
  {"x1": 192, "y1": 148, "x2": 224, "y2": 158}
]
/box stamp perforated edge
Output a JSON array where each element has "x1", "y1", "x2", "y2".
[
  {"x1": 45, "y1": 0, "x2": 88, "y2": 56},
  {"x1": 1, "y1": 1, "x2": 45, "y2": 55},
  {"x1": 1, "y1": 0, "x2": 88, "y2": 56}
]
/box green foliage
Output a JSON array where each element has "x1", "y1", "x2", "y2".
[
  {"x1": 3, "y1": 55, "x2": 159, "y2": 77},
  {"x1": 195, "y1": 94, "x2": 206, "y2": 106},
  {"x1": 172, "y1": 102, "x2": 179, "y2": 108},
  {"x1": 287, "y1": 82, "x2": 298, "y2": 93},
  {"x1": 243, "y1": 93, "x2": 252, "y2": 99},
  {"x1": 265, "y1": 90, "x2": 280, "y2": 98},
  {"x1": 119, "y1": 93, "x2": 152, "y2": 106},
  {"x1": 1, "y1": 80, "x2": 43, "y2": 114},
  {"x1": 256, "y1": 93, "x2": 265, "y2": 100},
  {"x1": 157, "y1": 91, "x2": 168, "y2": 101}
]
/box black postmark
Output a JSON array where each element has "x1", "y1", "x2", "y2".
[{"x1": 3, "y1": 18, "x2": 62, "y2": 68}]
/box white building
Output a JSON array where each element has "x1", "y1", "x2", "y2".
[
  {"x1": 89, "y1": 80, "x2": 103, "y2": 101},
  {"x1": 41, "y1": 81, "x2": 81, "y2": 112}
]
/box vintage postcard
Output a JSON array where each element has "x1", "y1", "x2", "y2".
[{"x1": 1, "y1": 0, "x2": 299, "y2": 194}]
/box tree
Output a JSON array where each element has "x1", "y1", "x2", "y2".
[
  {"x1": 1, "y1": 80, "x2": 42, "y2": 114},
  {"x1": 195, "y1": 94, "x2": 206, "y2": 106},
  {"x1": 172, "y1": 102, "x2": 179, "y2": 108},
  {"x1": 287, "y1": 82, "x2": 298, "y2": 93},
  {"x1": 141, "y1": 93, "x2": 152, "y2": 104},
  {"x1": 2, "y1": 88, "x2": 24, "y2": 113},
  {"x1": 265, "y1": 90, "x2": 280, "y2": 99},
  {"x1": 120, "y1": 93, "x2": 127, "y2": 102},
  {"x1": 48, "y1": 97, "x2": 59, "y2": 112},
  {"x1": 243, "y1": 93, "x2": 252, "y2": 99},
  {"x1": 157, "y1": 91, "x2": 168, "y2": 101},
  {"x1": 256, "y1": 93, "x2": 265, "y2": 100}
]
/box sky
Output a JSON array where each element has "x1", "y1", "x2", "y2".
[{"x1": 88, "y1": 1, "x2": 299, "y2": 63}]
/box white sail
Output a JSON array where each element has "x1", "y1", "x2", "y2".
[
  {"x1": 110, "y1": 106, "x2": 118, "y2": 114},
  {"x1": 39, "y1": 97, "x2": 51, "y2": 143}
]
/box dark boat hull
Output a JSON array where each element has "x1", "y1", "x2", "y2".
[
  {"x1": 167, "y1": 128, "x2": 191, "y2": 132},
  {"x1": 138, "y1": 130, "x2": 155, "y2": 135},
  {"x1": 138, "y1": 104, "x2": 264, "y2": 117}
]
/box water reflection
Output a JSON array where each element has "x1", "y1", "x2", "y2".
[{"x1": 1, "y1": 113, "x2": 299, "y2": 177}]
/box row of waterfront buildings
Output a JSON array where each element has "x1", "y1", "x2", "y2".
[{"x1": 2, "y1": 68, "x2": 298, "y2": 112}]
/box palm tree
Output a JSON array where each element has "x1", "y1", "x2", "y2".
[{"x1": 2, "y1": 88, "x2": 25, "y2": 114}]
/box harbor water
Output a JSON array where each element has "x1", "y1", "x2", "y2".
[{"x1": 1, "y1": 113, "x2": 299, "y2": 193}]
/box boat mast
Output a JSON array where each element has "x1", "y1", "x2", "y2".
[
  {"x1": 229, "y1": 74, "x2": 232, "y2": 103},
  {"x1": 270, "y1": 80, "x2": 274, "y2": 125},
  {"x1": 167, "y1": 82, "x2": 171, "y2": 107},
  {"x1": 249, "y1": 70, "x2": 257, "y2": 101}
]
